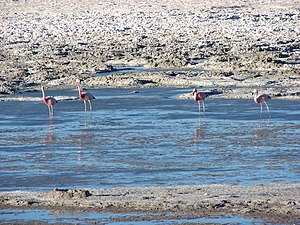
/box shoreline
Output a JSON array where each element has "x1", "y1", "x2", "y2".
[
  {"x1": 1, "y1": 183, "x2": 300, "y2": 224},
  {"x1": 1, "y1": 84, "x2": 299, "y2": 102}
]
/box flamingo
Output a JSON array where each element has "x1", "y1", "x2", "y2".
[
  {"x1": 41, "y1": 86, "x2": 57, "y2": 116},
  {"x1": 76, "y1": 80, "x2": 95, "y2": 111},
  {"x1": 252, "y1": 89, "x2": 271, "y2": 118},
  {"x1": 192, "y1": 88, "x2": 207, "y2": 114}
]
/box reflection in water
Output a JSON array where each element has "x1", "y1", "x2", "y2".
[
  {"x1": 252, "y1": 119, "x2": 272, "y2": 145},
  {"x1": 78, "y1": 113, "x2": 94, "y2": 161},
  {"x1": 259, "y1": 118, "x2": 272, "y2": 127},
  {"x1": 77, "y1": 148, "x2": 82, "y2": 161},
  {"x1": 194, "y1": 116, "x2": 207, "y2": 145},
  {"x1": 44, "y1": 119, "x2": 55, "y2": 146},
  {"x1": 84, "y1": 112, "x2": 93, "y2": 129}
]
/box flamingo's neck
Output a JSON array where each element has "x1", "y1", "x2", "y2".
[
  {"x1": 253, "y1": 93, "x2": 258, "y2": 103},
  {"x1": 42, "y1": 89, "x2": 46, "y2": 100},
  {"x1": 192, "y1": 91, "x2": 197, "y2": 100},
  {"x1": 77, "y1": 85, "x2": 83, "y2": 99}
]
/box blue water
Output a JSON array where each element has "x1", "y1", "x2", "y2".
[
  {"x1": 0, "y1": 88, "x2": 299, "y2": 224},
  {"x1": 0, "y1": 88, "x2": 299, "y2": 191},
  {"x1": 0, "y1": 209, "x2": 265, "y2": 224}
]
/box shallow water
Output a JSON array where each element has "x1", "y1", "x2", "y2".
[
  {"x1": 0, "y1": 209, "x2": 265, "y2": 225},
  {"x1": 94, "y1": 65, "x2": 206, "y2": 76},
  {"x1": 0, "y1": 88, "x2": 299, "y2": 191}
]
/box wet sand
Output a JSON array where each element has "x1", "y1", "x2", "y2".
[{"x1": 1, "y1": 184, "x2": 300, "y2": 224}]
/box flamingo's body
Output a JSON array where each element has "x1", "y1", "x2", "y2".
[
  {"x1": 192, "y1": 88, "x2": 207, "y2": 114},
  {"x1": 41, "y1": 86, "x2": 57, "y2": 116},
  {"x1": 76, "y1": 82, "x2": 95, "y2": 111},
  {"x1": 252, "y1": 89, "x2": 271, "y2": 118}
]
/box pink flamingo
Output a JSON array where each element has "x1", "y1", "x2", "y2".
[
  {"x1": 76, "y1": 80, "x2": 95, "y2": 111},
  {"x1": 192, "y1": 88, "x2": 207, "y2": 114},
  {"x1": 252, "y1": 89, "x2": 271, "y2": 118},
  {"x1": 41, "y1": 86, "x2": 57, "y2": 116}
]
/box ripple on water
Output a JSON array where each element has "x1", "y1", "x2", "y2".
[{"x1": 0, "y1": 88, "x2": 299, "y2": 191}]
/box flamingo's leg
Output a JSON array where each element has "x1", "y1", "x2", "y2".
[
  {"x1": 88, "y1": 100, "x2": 92, "y2": 111},
  {"x1": 198, "y1": 101, "x2": 201, "y2": 113},
  {"x1": 48, "y1": 105, "x2": 52, "y2": 116},
  {"x1": 264, "y1": 102, "x2": 271, "y2": 119},
  {"x1": 202, "y1": 100, "x2": 206, "y2": 114},
  {"x1": 84, "y1": 100, "x2": 87, "y2": 111},
  {"x1": 260, "y1": 103, "x2": 263, "y2": 118}
]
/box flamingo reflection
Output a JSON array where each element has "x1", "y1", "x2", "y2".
[
  {"x1": 77, "y1": 113, "x2": 94, "y2": 161},
  {"x1": 44, "y1": 119, "x2": 55, "y2": 145},
  {"x1": 194, "y1": 117, "x2": 207, "y2": 145}
]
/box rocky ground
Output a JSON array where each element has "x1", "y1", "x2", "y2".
[
  {"x1": 1, "y1": 184, "x2": 300, "y2": 224},
  {"x1": 0, "y1": 0, "x2": 299, "y2": 99}
]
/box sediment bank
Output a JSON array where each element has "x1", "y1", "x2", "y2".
[{"x1": 1, "y1": 184, "x2": 300, "y2": 224}]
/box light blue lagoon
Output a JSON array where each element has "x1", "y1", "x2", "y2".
[{"x1": 0, "y1": 88, "x2": 299, "y2": 191}]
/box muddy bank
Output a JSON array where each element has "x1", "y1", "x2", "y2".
[
  {"x1": 0, "y1": 184, "x2": 300, "y2": 224},
  {"x1": 88, "y1": 70, "x2": 300, "y2": 99},
  {"x1": 1, "y1": 70, "x2": 300, "y2": 101},
  {"x1": 0, "y1": 0, "x2": 299, "y2": 98}
]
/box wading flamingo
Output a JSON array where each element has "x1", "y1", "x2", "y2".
[
  {"x1": 252, "y1": 89, "x2": 271, "y2": 118},
  {"x1": 41, "y1": 86, "x2": 57, "y2": 116},
  {"x1": 76, "y1": 80, "x2": 95, "y2": 111},
  {"x1": 192, "y1": 88, "x2": 207, "y2": 114}
]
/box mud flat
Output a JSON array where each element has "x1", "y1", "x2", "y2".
[
  {"x1": 0, "y1": 0, "x2": 300, "y2": 99},
  {"x1": 0, "y1": 184, "x2": 300, "y2": 224}
]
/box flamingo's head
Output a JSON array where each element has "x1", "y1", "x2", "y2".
[
  {"x1": 75, "y1": 79, "x2": 81, "y2": 86},
  {"x1": 41, "y1": 86, "x2": 45, "y2": 91},
  {"x1": 252, "y1": 89, "x2": 258, "y2": 95},
  {"x1": 192, "y1": 88, "x2": 197, "y2": 95}
]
